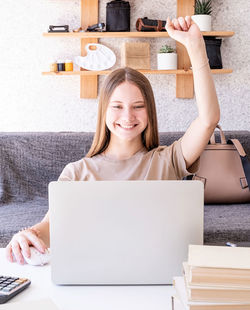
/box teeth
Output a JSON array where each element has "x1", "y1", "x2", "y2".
[{"x1": 119, "y1": 124, "x2": 134, "y2": 129}]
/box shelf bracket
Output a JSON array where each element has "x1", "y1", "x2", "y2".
[
  {"x1": 176, "y1": 0, "x2": 195, "y2": 99},
  {"x1": 80, "y1": 0, "x2": 99, "y2": 98}
]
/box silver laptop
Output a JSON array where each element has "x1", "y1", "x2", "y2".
[{"x1": 49, "y1": 180, "x2": 203, "y2": 285}]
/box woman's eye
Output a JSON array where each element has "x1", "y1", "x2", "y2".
[
  {"x1": 112, "y1": 106, "x2": 122, "y2": 109},
  {"x1": 134, "y1": 105, "x2": 145, "y2": 109}
]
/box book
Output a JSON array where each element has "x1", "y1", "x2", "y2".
[
  {"x1": 183, "y1": 262, "x2": 250, "y2": 288},
  {"x1": 186, "y1": 284, "x2": 250, "y2": 303},
  {"x1": 0, "y1": 299, "x2": 59, "y2": 310},
  {"x1": 173, "y1": 277, "x2": 250, "y2": 309},
  {"x1": 188, "y1": 245, "x2": 250, "y2": 269}
]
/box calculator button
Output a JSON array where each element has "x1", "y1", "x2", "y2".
[
  {"x1": 19, "y1": 278, "x2": 28, "y2": 283},
  {"x1": 1, "y1": 282, "x2": 9, "y2": 285},
  {"x1": 7, "y1": 284, "x2": 16, "y2": 288},
  {"x1": 2, "y1": 287, "x2": 12, "y2": 292}
]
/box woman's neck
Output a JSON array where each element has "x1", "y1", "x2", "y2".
[{"x1": 103, "y1": 137, "x2": 145, "y2": 160}]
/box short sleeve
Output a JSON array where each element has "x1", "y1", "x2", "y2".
[
  {"x1": 171, "y1": 138, "x2": 200, "y2": 179},
  {"x1": 57, "y1": 163, "x2": 76, "y2": 181}
]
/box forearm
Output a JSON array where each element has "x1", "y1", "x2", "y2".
[{"x1": 187, "y1": 39, "x2": 220, "y2": 126}]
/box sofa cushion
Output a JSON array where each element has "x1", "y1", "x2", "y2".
[
  {"x1": 204, "y1": 203, "x2": 250, "y2": 245},
  {"x1": 0, "y1": 132, "x2": 94, "y2": 204},
  {"x1": 0, "y1": 198, "x2": 48, "y2": 247}
]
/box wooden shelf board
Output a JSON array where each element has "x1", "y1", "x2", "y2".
[
  {"x1": 202, "y1": 31, "x2": 235, "y2": 37},
  {"x1": 43, "y1": 31, "x2": 234, "y2": 38},
  {"x1": 42, "y1": 69, "x2": 233, "y2": 76}
]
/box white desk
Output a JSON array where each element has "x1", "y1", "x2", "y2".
[{"x1": 0, "y1": 249, "x2": 175, "y2": 310}]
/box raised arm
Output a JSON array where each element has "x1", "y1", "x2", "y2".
[{"x1": 166, "y1": 16, "x2": 220, "y2": 169}]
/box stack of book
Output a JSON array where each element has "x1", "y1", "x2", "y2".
[{"x1": 172, "y1": 244, "x2": 250, "y2": 310}]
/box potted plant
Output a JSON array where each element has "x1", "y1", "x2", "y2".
[
  {"x1": 192, "y1": 0, "x2": 212, "y2": 31},
  {"x1": 157, "y1": 45, "x2": 177, "y2": 70}
]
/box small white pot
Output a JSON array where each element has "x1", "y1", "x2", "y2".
[
  {"x1": 191, "y1": 15, "x2": 212, "y2": 31},
  {"x1": 157, "y1": 53, "x2": 177, "y2": 70}
]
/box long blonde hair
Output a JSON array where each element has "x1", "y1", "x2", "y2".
[{"x1": 86, "y1": 67, "x2": 159, "y2": 158}]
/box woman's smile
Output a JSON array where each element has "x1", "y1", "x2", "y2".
[{"x1": 116, "y1": 123, "x2": 138, "y2": 130}]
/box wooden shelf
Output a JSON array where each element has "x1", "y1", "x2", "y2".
[
  {"x1": 43, "y1": 31, "x2": 234, "y2": 38},
  {"x1": 42, "y1": 69, "x2": 233, "y2": 76},
  {"x1": 43, "y1": 0, "x2": 234, "y2": 98}
]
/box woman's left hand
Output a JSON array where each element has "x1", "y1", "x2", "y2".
[{"x1": 166, "y1": 16, "x2": 203, "y2": 48}]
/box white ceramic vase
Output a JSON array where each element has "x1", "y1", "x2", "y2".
[
  {"x1": 191, "y1": 15, "x2": 212, "y2": 31},
  {"x1": 157, "y1": 53, "x2": 177, "y2": 70}
]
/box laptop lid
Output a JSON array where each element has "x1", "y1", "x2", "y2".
[{"x1": 49, "y1": 180, "x2": 203, "y2": 285}]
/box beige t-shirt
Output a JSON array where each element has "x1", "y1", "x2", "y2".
[{"x1": 58, "y1": 138, "x2": 199, "y2": 181}]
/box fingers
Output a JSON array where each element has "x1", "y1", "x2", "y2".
[
  {"x1": 17, "y1": 233, "x2": 32, "y2": 258},
  {"x1": 22, "y1": 230, "x2": 47, "y2": 254},
  {"x1": 6, "y1": 243, "x2": 13, "y2": 262},
  {"x1": 12, "y1": 240, "x2": 24, "y2": 265},
  {"x1": 185, "y1": 16, "x2": 192, "y2": 28},
  {"x1": 6, "y1": 230, "x2": 47, "y2": 265},
  {"x1": 166, "y1": 16, "x2": 192, "y2": 32},
  {"x1": 173, "y1": 18, "x2": 182, "y2": 31}
]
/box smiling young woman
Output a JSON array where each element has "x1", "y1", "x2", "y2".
[
  {"x1": 86, "y1": 67, "x2": 159, "y2": 159},
  {"x1": 6, "y1": 16, "x2": 220, "y2": 265}
]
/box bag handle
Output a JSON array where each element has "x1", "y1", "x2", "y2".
[
  {"x1": 228, "y1": 139, "x2": 250, "y2": 191},
  {"x1": 210, "y1": 124, "x2": 227, "y2": 145},
  {"x1": 228, "y1": 139, "x2": 246, "y2": 157}
]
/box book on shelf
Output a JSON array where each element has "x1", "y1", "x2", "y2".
[{"x1": 172, "y1": 277, "x2": 250, "y2": 310}]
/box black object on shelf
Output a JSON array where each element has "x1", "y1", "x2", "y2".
[
  {"x1": 48, "y1": 25, "x2": 69, "y2": 33},
  {"x1": 204, "y1": 37, "x2": 223, "y2": 69},
  {"x1": 87, "y1": 23, "x2": 105, "y2": 32},
  {"x1": 106, "y1": 0, "x2": 130, "y2": 32},
  {"x1": 57, "y1": 62, "x2": 65, "y2": 71}
]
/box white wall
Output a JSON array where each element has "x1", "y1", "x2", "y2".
[{"x1": 0, "y1": 0, "x2": 249, "y2": 132}]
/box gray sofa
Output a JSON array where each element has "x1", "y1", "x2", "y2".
[{"x1": 0, "y1": 131, "x2": 250, "y2": 248}]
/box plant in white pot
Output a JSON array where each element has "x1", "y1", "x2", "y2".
[
  {"x1": 192, "y1": 0, "x2": 212, "y2": 32},
  {"x1": 157, "y1": 45, "x2": 177, "y2": 70}
]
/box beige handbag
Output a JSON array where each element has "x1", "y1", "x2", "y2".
[{"x1": 192, "y1": 125, "x2": 250, "y2": 204}]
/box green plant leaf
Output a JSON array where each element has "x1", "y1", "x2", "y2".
[
  {"x1": 194, "y1": 0, "x2": 212, "y2": 15},
  {"x1": 158, "y1": 45, "x2": 175, "y2": 53}
]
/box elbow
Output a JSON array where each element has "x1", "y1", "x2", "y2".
[
  {"x1": 212, "y1": 112, "x2": 220, "y2": 128},
  {"x1": 215, "y1": 109, "x2": 220, "y2": 126},
  {"x1": 205, "y1": 107, "x2": 220, "y2": 129},
  {"x1": 203, "y1": 118, "x2": 220, "y2": 130}
]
